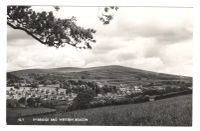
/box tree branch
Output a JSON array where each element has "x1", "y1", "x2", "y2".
[
  {"x1": 7, "y1": 22, "x2": 47, "y2": 45},
  {"x1": 7, "y1": 21, "x2": 77, "y2": 48},
  {"x1": 7, "y1": 6, "x2": 96, "y2": 49}
]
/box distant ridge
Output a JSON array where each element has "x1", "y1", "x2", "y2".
[{"x1": 8, "y1": 65, "x2": 192, "y2": 82}]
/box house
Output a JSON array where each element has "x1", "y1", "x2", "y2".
[
  {"x1": 153, "y1": 86, "x2": 165, "y2": 91},
  {"x1": 96, "y1": 82, "x2": 104, "y2": 88},
  {"x1": 126, "y1": 91, "x2": 132, "y2": 95},
  {"x1": 119, "y1": 87, "x2": 127, "y2": 92},
  {"x1": 58, "y1": 88, "x2": 66, "y2": 95},
  {"x1": 46, "y1": 84, "x2": 60, "y2": 88},
  {"x1": 133, "y1": 86, "x2": 142, "y2": 93},
  {"x1": 149, "y1": 96, "x2": 156, "y2": 102},
  {"x1": 38, "y1": 84, "x2": 44, "y2": 87},
  {"x1": 97, "y1": 94, "x2": 103, "y2": 97}
]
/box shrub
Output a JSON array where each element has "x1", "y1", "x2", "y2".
[
  {"x1": 155, "y1": 90, "x2": 192, "y2": 100},
  {"x1": 7, "y1": 99, "x2": 18, "y2": 108},
  {"x1": 69, "y1": 89, "x2": 95, "y2": 110},
  {"x1": 14, "y1": 85, "x2": 20, "y2": 89},
  {"x1": 132, "y1": 95, "x2": 149, "y2": 103},
  {"x1": 26, "y1": 97, "x2": 35, "y2": 107}
]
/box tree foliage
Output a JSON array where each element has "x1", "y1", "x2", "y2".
[
  {"x1": 70, "y1": 89, "x2": 95, "y2": 110},
  {"x1": 7, "y1": 6, "x2": 96, "y2": 49},
  {"x1": 98, "y1": 6, "x2": 119, "y2": 25},
  {"x1": 14, "y1": 84, "x2": 20, "y2": 89},
  {"x1": 7, "y1": 6, "x2": 118, "y2": 49}
]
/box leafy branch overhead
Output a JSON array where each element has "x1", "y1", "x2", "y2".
[
  {"x1": 98, "y1": 6, "x2": 119, "y2": 25},
  {"x1": 7, "y1": 6, "x2": 118, "y2": 49},
  {"x1": 7, "y1": 6, "x2": 96, "y2": 49}
]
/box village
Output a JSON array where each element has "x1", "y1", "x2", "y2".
[
  {"x1": 6, "y1": 73, "x2": 193, "y2": 112},
  {"x1": 6, "y1": 81, "x2": 145, "y2": 109}
]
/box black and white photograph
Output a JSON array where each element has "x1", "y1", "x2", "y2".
[{"x1": 6, "y1": 5, "x2": 193, "y2": 126}]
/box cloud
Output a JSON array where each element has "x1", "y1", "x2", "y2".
[
  {"x1": 7, "y1": 26, "x2": 32, "y2": 42},
  {"x1": 114, "y1": 20, "x2": 192, "y2": 44},
  {"x1": 97, "y1": 7, "x2": 192, "y2": 45},
  {"x1": 7, "y1": 7, "x2": 193, "y2": 76}
]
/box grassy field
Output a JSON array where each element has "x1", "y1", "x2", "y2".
[
  {"x1": 7, "y1": 108, "x2": 56, "y2": 125},
  {"x1": 9, "y1": 94, "x2": 192, "y2": 126}
]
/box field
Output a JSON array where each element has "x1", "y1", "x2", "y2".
[
  {"x1": 7, "y1": 108, "x2": 56, "y2": 124},
  {"x1": 9, "y1": 94, "x2": 192, "y2": 126}
]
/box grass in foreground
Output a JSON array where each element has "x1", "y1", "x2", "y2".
[{"x1": 8, "y1": 95, "x2": 192, "y2": 126}]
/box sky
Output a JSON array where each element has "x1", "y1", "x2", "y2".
[{"x1": 7, "y1": 6, "x2": 193, "y2": 76}]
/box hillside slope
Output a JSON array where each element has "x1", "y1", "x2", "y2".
[
  {"x1": 7, "y1": 65, "x2": 192, "y2": 84},
  {"x1": 11, "y1": 94, "x2": 192, "y2": 126}
]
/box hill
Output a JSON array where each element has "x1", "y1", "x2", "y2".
[{"x1": 7, "y1": 65, "x2": 192, "y2": 85}]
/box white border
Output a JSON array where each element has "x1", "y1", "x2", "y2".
[
  {"x1": 5, "y1": 0, "x2": 195, "y2": 7},
  {"x1": 1, "y1": 0, "x2": 199, "y2": 130}
]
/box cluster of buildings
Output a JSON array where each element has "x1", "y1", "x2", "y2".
[
  {"x1": 94, "y1": 85, "x2": 143, "y2": 100},
  {"x1": 6, "y1": 85, "x2": 77, "y2": 108},
  {"x1": 117, "y1": 84, "x2": 143, "y2": 95}
]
